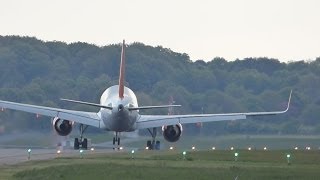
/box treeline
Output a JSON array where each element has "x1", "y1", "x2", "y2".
[{"x1": 0, "y1": 36, "x2": 320, "y2": 135}]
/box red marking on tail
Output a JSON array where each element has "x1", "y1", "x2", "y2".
[{"x1": 119, "y1": 40, "x2": 126, "y2": 99}]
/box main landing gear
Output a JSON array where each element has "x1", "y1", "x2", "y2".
[
  {"x1": 74, "y1": 124, "x2": 89, "y2": 150},
  {"x1": 113, "y1": 132, "x2": 120, "y2": 146},
  {"x1": 146, "y1": 127, "x2": 160, "y2": 150},
  {"x1": 113, "y1": 132, "x2": 121, "y2": 150}
]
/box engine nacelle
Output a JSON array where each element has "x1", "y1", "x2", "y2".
[
  {"x1": 162, "y1": 124, "x2": 183, "y2": 142},
  {"x1": 52, "y1": 117, "x2": 73, "y2": 136}
]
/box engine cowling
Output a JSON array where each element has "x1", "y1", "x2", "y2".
[
  {"x1": 162, "y1": 124, "x2": 183, "y2": 142},
  {"x1": 52, "y1": 117, "x2": 73, "y2": 136}
]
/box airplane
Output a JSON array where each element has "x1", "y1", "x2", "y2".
[{"x1": 0, "y1": 40, "x2": 292, "y2": 150}]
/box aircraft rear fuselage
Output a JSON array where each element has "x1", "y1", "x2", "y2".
[{"x1": 99, "y1": 85, "x2": 139, "y2": 132}]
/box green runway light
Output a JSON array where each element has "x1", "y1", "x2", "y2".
[
  {"x1": 234, "y1": 152, "x2": 239, "y2": 161},
  {"x1": 131, "y1": 150, "x2": 135, "y2": 159},
  {"x1": 287, "y1": 154, "x2": 291, "y2": 158},
  {"x1": 27, "y1": 148, "x2": 31, "y2": 160},
  {"x1": 79, "y1": 149, "x2": 84, "y2": 158},
  {"x1": 182, "y1": 151, "x2": 186, "y2": 160},
  {"x1": 286, "y1": 154, "x2": 291, "y2": 165}
]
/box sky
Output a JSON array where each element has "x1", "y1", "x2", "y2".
[{"x1": 1, "y1": 0, "x2": 319, "y2": 62}]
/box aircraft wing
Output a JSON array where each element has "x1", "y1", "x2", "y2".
[
  {"x1": 0, "y1": 100, "x2": 101, "y2": 128},
  {"x1": 136, "y1": 91, "x2": 292, "y2": 129}
]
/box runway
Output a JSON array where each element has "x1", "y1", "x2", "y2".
[
  {"x1": 0, "y1": 148, "x2": 115, "y2": 165},
  {"x1": 0, "y1": 132, "x2": 141, "y2": 165}
]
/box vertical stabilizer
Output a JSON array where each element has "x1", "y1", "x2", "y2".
[{"x1": 119, "y1": 40, "x2": 126, "y2": 99}]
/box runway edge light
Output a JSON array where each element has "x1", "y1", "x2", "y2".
[
  {"x1": 79, "y1": 149, "x2": 84, "y2": 158},
  {"x1": 234, "y1": 152, "x2": 239, "y2": 161},
  {"x1": 27, "y1": 148, "x2": 31, "y2": 160},
  {"x1": 182, "y1": 151, "x2": 186, "y2": 160},
  {"x1": 286, "y1": 154, "x2": 291, "y2": 165},
  {"x1": 131, "y1": 149, "x2": 135, "y2": 159}
]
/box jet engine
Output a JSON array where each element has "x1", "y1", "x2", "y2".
[
  {"x1": 162, "y1": 124, "x2": 183, "y2": 142},
  {"x1": 52, "y1": 117, "x2": 73, "y2": 136}
]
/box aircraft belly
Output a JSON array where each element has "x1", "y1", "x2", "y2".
[{"x1": 103, "y1": 110, "x2": 137, "y2": 132}]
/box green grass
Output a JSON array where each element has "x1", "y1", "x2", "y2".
[{"x1": 1, "y1": 150, "x2": 320, "y2": 180}]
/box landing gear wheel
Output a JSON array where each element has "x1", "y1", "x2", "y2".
[
  {"x1": 147, "y1": 127, "x2": 159, "y2": 150},
  {"x1": 82, "y1": 138, "x2": 88, "y2": 149},
  {"x1": 74, "y1": 138, "x2": 80, "y2": 150},
  {"x1": 156, "y1": 140, "x2": 160, "y2": 150},
  {"x1": 113, "y1": 132, "x2": 121, "y2": 150},
  {"x1": 147, "y1": 140, "x2": 152, "y2": 150},
  {"x1": 75, "y1": 124, "x2": 89, "y2": 150}
]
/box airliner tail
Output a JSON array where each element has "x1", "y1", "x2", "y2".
[{"x1": 119, "y1": 40, "x2": 125, "y2": 99}]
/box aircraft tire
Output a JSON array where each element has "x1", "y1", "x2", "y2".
[
  {"x1": 147, "y1": 140, "x2": 152, "y2": 150},
  {"x1": 74, "y1": 138, "x2": 80, "y2": 150},
  {"x1": 156, "y1": 141, "x2": 160, "y2": 150},
  {"x1": 82, "y1": 138, "x2": 88, "y2": 149}
]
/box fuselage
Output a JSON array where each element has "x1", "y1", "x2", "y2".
[{"x1": 98, "y1": 85, "x2": 139, "y2": 132}]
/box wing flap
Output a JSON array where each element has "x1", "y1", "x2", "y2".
[
  {"x1": 57, "y1": 111, "x2": 100, "y2": 127},
  {"x1": 0, "y1": 100, "x2": 101, "y2": 128},
  {"x1": 137, "y1": 114, "x2": 246, "y2": 129},
  {"x1": 137, "y1": 90, "x2": 292, "y2": 129},
  {"x1": 137, "y1": 116, "x2": 180, "y2": 129}
]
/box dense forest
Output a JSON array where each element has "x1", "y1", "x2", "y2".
[{"x1": 0, "y1": 36, "x2": 320, "y2": 135}]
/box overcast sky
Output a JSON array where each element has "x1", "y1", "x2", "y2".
[{"x1": 1, "y1": 0, "x2": 319, "y2": 62}]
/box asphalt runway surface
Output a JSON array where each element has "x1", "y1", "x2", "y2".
[
  {"x1": 0, "y1": 132, "x2": 141, "y2": 166},
  {"x1": 0, "y1": 148, "x2": 116, "y2": 165}
]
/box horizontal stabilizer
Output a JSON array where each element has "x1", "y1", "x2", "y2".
[
  {"x1": 60, "y1": 98, "x2": 113, "y2": 110},
  {"x1": 128, "y1": 105, "x2": 181, "y2": 111}
]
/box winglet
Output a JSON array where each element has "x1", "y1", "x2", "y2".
[
  {"x1": 119, "y1": 40, "x2": 126, "y2": 99},
  {"x1": 244, "y1": 90, "x2": 292, "y2": 116},
  {"x1": 284, "y1": 90, "x2": 292, "y2": 112}
]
